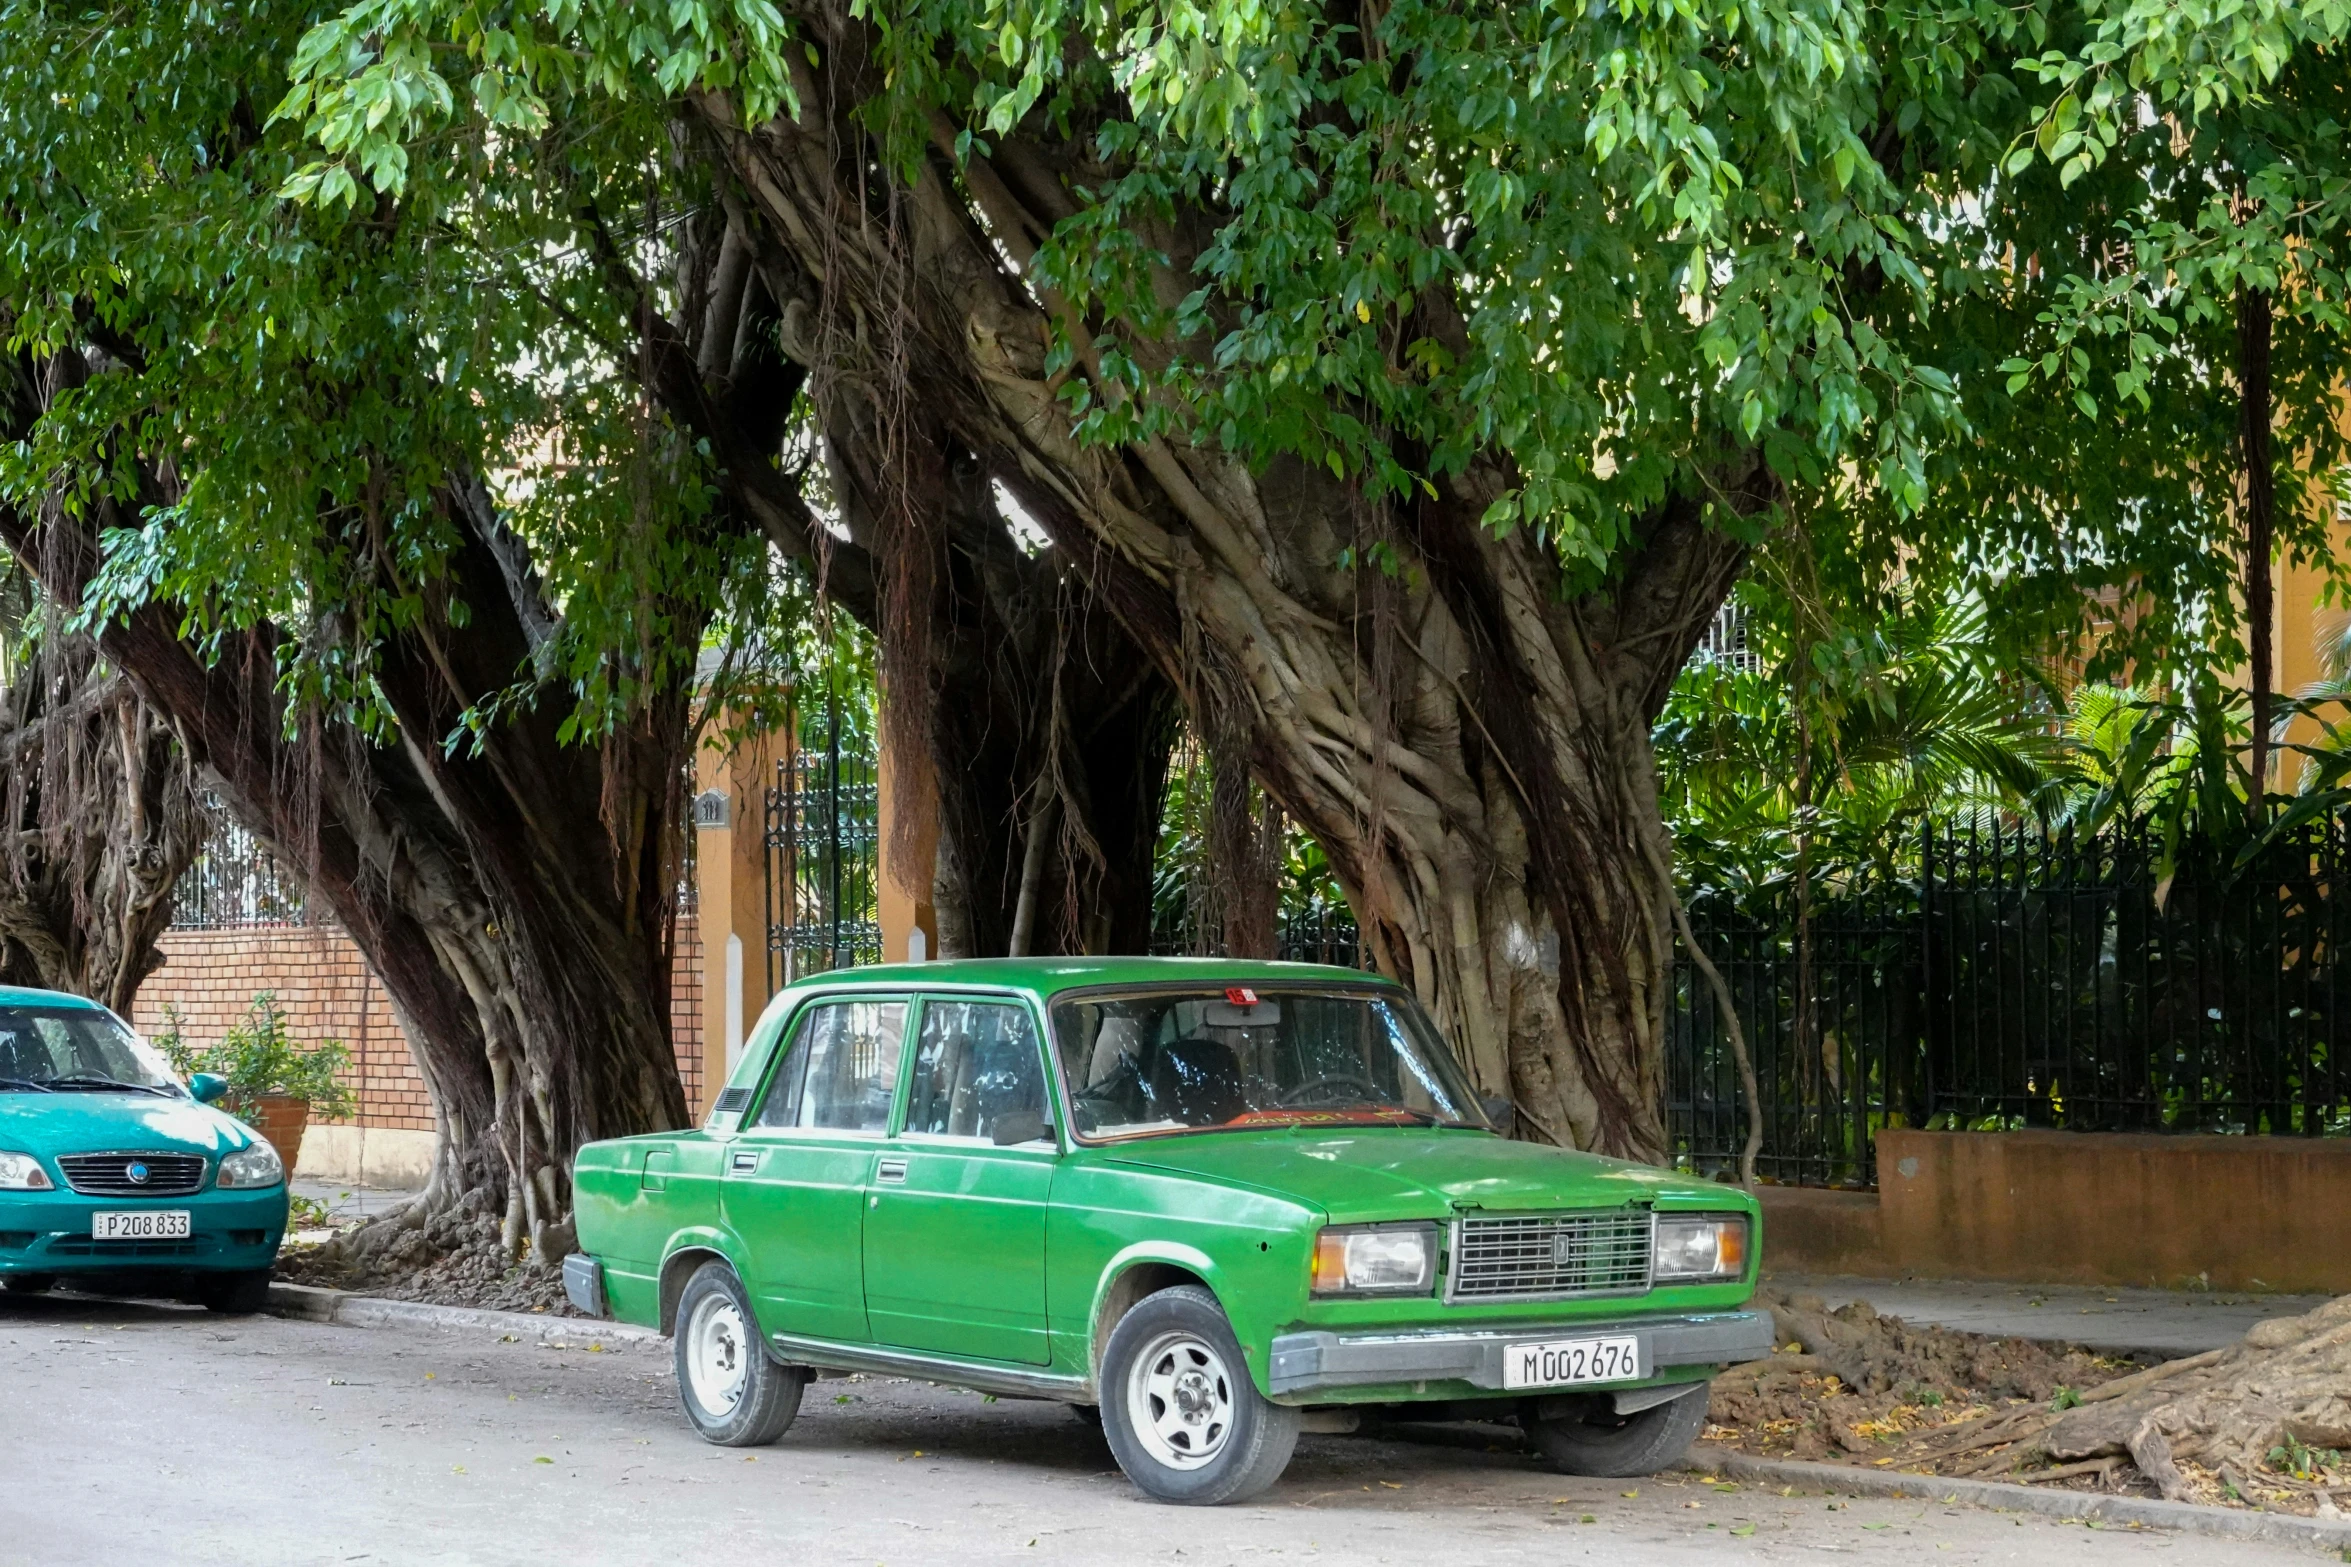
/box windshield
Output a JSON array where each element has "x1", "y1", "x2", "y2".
[
  {"x1": 1049, "y1": 985, "x2": 1489, "y2": 1141},
  {"x1": 0, "y1": 1006, "x2": 184, "y2": 1094}
]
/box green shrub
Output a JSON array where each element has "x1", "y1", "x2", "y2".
[{"x1": 156, "y1": 994, "x2": 356, "y2": 1122}]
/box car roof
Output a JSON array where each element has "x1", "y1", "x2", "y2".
[
  {"x1": 0, "y1": 985, "x2": 103, "y2": 1010},
  {"x1": 779, "y1": 956, "x2": 1398, "y2": 1003}
]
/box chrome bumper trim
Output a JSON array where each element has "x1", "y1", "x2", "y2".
[{"x1": 1265, "y1": 1308, "x2": 1773, "y2": 1398}]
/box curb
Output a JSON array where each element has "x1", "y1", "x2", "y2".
[
  {"x1": 267, "y1": 1282, "x2": 665, "y2": 1353},
  {"x1": 1688, "y1": 1447, "x2": 2351, "y2": 1550}
]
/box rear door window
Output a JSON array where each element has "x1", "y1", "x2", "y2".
[{"x1": 753, "y1": 999, "x2": 908, "y2": 1133}]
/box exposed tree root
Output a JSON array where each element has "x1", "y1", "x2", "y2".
[
  {"x1": 277, "y1": 1189, "x2": 577, "y2": 1316},
  {"x1": 1704, "y1": 1287, "x2": 2351, "y2": 1516}
]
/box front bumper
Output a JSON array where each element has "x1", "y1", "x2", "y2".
[
  {"x1": 1266, "y1": 1308, "x2": 1774, "y2": 1399},
  {"x1": 0, "y1": 1187, "x2": 289, "y2": 1276}
]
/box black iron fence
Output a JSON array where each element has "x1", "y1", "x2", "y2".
[
  {"x1": 764, "y1": 705, "x2": 881, "y2": 985},
  {"x1": 1147, "y1": 902, "x2": 1366, "y2": 967},
  {"x1": 1668, "y1": 816, "x2": 2351, "y2": 1188},
  {"x1": 170, "y1": 812, "x2": 309, "y2": 929}
]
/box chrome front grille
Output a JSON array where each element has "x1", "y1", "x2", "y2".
[
  {"x1": 55, "y1": 1152, "x2": 209, "y2": 1197},
  {"x1": 1446, "y1": 1210, "x2": 1654, "y2": 1302}
]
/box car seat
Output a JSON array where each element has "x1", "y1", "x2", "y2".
[{"x1": 1147, "y1": 1037, "x2": 1249, "y2": 1127}]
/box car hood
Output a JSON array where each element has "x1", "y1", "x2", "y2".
[
  {"x1": 1101, "y1": 1127, "x2": 1743, "y2": 1224},
  {"x1": 0, "y1": 1092, "x2": 262, "y2": 1158}
]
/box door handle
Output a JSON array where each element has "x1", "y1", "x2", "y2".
[
  {"x1": 876, "y1": 1158, "x2": 908, "y2": 1184},
  {"x1": 730, "y1": 1150, "x2": 760, "y2": 1174}
]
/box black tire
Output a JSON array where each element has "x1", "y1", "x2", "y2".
[
  {"x1": 673, "y1": 1262, "x2": 807, "y2": 1447},
  {"x1": 197, "y1": 1268, "x2": 274, "y2": 1315},
  {"x1": 1524, "y1": 1384, "x2": 1711, "y2": 1477},
  {"x1": 1099, "y1": 1284, "x2": 1299, "y2": 1505},
  {"x1": 1, "y1": 1274, "x2": 56, "y2": 1295}
]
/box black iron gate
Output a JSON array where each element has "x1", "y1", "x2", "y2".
[{"x1": 764, "y1": 702, "x2": 881, "y2": 988}]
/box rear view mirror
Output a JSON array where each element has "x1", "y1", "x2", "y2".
[
  {"x1": 189, "y1": 1072, "x2": 229, "y2": 1105},
  {"x1": 991, "y1": 1110, "x2": 1052, "y2": 1147}
]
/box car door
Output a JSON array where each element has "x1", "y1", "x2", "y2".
[
  {"x1": 860, "y1": 996, "x2": 1057, "y2": 1366},
  {"x1": 722, "y1": 995, "x2": 909, "y2": 1346}
]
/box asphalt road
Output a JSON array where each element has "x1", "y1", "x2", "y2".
[{"x1": 3, "y1": 1294, "x2": 2330, "y2": 1567}]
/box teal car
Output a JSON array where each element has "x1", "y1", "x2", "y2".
[
  {"x1": 567, "y1": 959, "x2": 1767, "y2": 1504},
  {"x1": 0, "y1": 986, "x2": 290, "y2": 1312}
]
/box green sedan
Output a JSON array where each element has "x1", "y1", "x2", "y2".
[{"x1": 566, "y1": 958, "x2": 1768, "y2": 1504}]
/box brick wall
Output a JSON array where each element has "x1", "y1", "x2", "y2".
[{"x1": 132, "y1": 916, "x2": 707, "y2": 1135}]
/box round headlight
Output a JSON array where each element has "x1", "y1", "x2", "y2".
[{"x1": 217, "y1": 1141, "x2": 285, "y2": 1190}]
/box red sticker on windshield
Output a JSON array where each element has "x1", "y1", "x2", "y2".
[{"x1": 1225, "y1": 987, "x2": 1258, "y2": 1007}]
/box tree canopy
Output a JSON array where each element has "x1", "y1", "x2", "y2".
[{"x1": 4, "y1": 0, "x2": 2348, "y2": 1193}]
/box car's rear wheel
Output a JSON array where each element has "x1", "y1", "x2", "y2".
[
  {"x1": 1523, "y1": 1384, "x2": 1711, "y2": 1477},
  {"x1": 0, "y1": 1273, "x2": 56, "y2": 1295},
  {"x1": 1099, "y1": 1284, "x2": 1298, "y2": 1505},
  {"x1": 196, "y1": 1268, "x2": 274, "y2": 1315},
  {"x1": 674, "y1": 1262, "x2": 806, "y2": 1447}
]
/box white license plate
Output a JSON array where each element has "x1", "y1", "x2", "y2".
[
  {"x1": 1502, "y1": 1334, "x2": 1642, "y2": 1389},
  {"x1": 91, "y1": 1210, "x2": 192, "y2": 1241}
]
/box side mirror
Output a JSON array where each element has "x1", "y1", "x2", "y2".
[
  {"x1": 990, "y1": 1109, "x2": 1053, "y2": 1147},
  {"x1": 1479, "y1": 1095, "x2": 1515, "y2": 1134},
  {"x1": 189, "y1": 1073, "x2": 229, "y2": 1105}
]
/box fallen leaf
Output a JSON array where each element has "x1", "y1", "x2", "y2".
[
  {"x1": 1731, "y1": 1523, "x2": 1756, "y2": 1537},
  {"x1": 533, "y1": 1456, "x2": 553, "y2": 1465}
]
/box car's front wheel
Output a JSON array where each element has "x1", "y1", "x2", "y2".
[
  {"x1": 1100, "y1": 1284, "x2": 1298, "y2": 1505},
  {"x1": 674, "y1": 1262, "x2": 807, "y2": 1447},
  {"x1": 1524, "y1": 1384, "x2": 1711, "y2": 1477}
]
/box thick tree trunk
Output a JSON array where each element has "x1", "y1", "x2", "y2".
[
  {"x1": 1, "y1": 345, "x2": 693, "y2": 1262},
  {"x1": 675, "y1": 33, "x2": 1766, "y2": 1158},
  {"x1": 0, "y1": 631, "x2": 204, "y2": 1013},
  {"x1": 599, "y1": 160, "x2": 1181, "y2": 962}
]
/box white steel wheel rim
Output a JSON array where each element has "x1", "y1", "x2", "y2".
[
  {"x1": 1125, "y1": 1329, "x2": 1236, "y2": 1471},
  {"x1": 685, "y1": 1292, "x2": 752, "y2": 1418}
]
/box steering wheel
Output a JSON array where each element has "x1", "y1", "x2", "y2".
[{"x1": 1274, "y1": 1074, "x2": 1386, "y2": 1109}]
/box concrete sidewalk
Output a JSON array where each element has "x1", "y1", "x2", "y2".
[
  {"x1": 1768, "y1": 1272, "x2": 2335, "y2": 1357},
  {"x1": 290, "y1": 1178, "x2": 422, "y2": 1225}
]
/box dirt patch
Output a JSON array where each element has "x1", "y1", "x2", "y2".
[
  {"x1": 1703, "y1": 1287, "x2": 2350, "y2": 1519},
  {"x1": 276, "y1": 1188, "x2": 581, "y2": 1317}
]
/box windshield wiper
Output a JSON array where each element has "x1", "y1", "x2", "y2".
[
  {"x1": 0, "y1": 1076, "x2": 55, "y2": 1093},
  {"x1": 39, "y1": 1074, "x2": 176, "y2": 1097}
]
